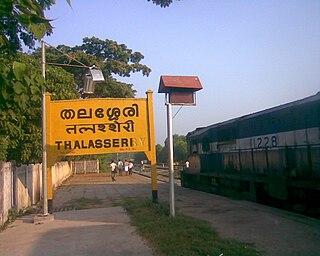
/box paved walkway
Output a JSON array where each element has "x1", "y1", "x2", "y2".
[{"x1": 0, "y1": 173, "x2": 319, "y2": 256}]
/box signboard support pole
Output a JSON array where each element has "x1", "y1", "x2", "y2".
[
  {"x1": 41, "y1": 92, "x2": 48, "y2": 215},
  {"x1": 45, "y1": 94, "x2": 54, "y2": 213},
  {"x1": 146, "y1": 90, "x2": 158, "y2": 203},
  {"x1": 41, "y1": 41, "x2": 49, "y2": 215},
  {"x1": 47, "y1": 166, "x2": 53, "y2": 213}
]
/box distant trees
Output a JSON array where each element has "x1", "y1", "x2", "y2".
[
  {"x1": 156, "y1": 134, "x2": 188, "y2": 164},
  {"x1": 114, "y1": 133, "x2": 188, "y2": 167}
]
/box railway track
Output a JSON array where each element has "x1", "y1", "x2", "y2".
[{"x1": 133, "y1": 165, "x2": 182, "y2": 186}]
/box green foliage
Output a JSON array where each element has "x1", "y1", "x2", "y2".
[
  {"x1": 0, "y1": 0, "x2": 74, "y2": 164},
  {"x1": 131, "y1": 151, "x2": 147, "y2": 163},
  {"x1": 156, "y1": 134, "x2": 188, "y2": 164},
  {"x1": 124, "y1": 199, "x2": 260, "y2": 256},
  {"x1": 0, "y1": 136, "x2": 9, "y2": 161},
  {"x1": 0, "y1": 54, "x2": 44, "y2": 163},
  {"x1": 0, "y1": 0, "x2": 177, "y2": 54},
  {"x1": 156, "y1": 143, "x2": 167, "y2": 164},
  {"x1": 8, "y1": 208, "x2": 18, "y2": 223},
  {"x1": 0, "y1": 53, "x2": 77, "y2": 164},
  {"x1": 93, "y1": 77, "x2": 136, "y2": 98},
  {"x1": 0, "y1": 0, "x2": 57, "y2": 53},
  {"x1": 36, "y1": 37, "x2": 151, "y2": 99},
  {"x1": 173, "y1": 134, "x2": 188, "y2": 162},
  {"x1": 45, "y1": 65, "x2": 79, "y2": 100},
  {"x1": 79, "y1": 37, "x2": 151, "y2": 78}
]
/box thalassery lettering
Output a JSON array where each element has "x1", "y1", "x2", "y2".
[{"x1": 54, "y1": 137, "x2": 146, "y2": 150}]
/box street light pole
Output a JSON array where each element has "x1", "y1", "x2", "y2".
[
  {"x1": 39, "y1": 40, "x2": 105, "y2": 215},
  {"x1": 41, "y1": 40, "x2": 48, "y2": 215},
  {"x1": 166, "y1": 94, "x2": 175, "y2": 217}
]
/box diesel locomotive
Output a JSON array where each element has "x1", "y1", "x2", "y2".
[{"x1": 182, "y1": 92, "x2": 320, "y2": 215}]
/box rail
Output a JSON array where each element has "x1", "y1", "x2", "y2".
[{"x1": 133, "y1": 164, "x2": 182, "y2": 185}]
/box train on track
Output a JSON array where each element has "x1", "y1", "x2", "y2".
[{"x1": 181, "y1": 92, "x2": 320, "y2": 217}]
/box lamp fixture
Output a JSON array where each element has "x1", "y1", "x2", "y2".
[{"x1": 83, "y1": 66, "x2": 105, "y2": 94}]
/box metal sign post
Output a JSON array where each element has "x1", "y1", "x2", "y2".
[
  {"x1": 158, "y1": 76, "x2": 203, "y2": 217},
  {"x1": 166, "y1": 96, "x2": 175, "y2": 216}
]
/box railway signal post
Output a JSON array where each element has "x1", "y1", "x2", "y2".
[{"x1": 158, "y1": 76, "x2": 203, "y2": 217}]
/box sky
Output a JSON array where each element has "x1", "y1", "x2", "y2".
[{"x1": 43, "y1": 0, "x2": 320, "y2": 145}]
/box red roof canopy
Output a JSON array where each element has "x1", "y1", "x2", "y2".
[{"x1": 158, "y1": 76, "x2": 203, "y2": 93}]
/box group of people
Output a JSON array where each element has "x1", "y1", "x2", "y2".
[
  {"x1": 110, "y1": 159, "x2": 189, "y2": 182},
  {"x1": 110, "y1": 159, "x2": 134, "y2": 182}
]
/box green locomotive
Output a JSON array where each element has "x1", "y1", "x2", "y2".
[{"x1": 183, "y1": 92, "x2": 320, "y2": 216}]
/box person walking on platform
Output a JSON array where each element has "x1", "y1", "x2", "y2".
[
  {"x1": 117, "y1": 159, "x2": 124, "y2": 176},
  {"x1": 128, "y1": 161, "x2": 134, "y2": 175},
  {"x1": 110, "y1": 160, "x2": 117, "y2": 182},
  {"x1": 140, "y1": 160, "x2": 144, "y2": 173},
  {"x1": 185, "y1": 160, "x2": 190, "y2": 172},
  {"x1": 124, "y1": 159, "x2": 129, "y2": 175}
]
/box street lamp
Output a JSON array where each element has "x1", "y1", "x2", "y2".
[
  {"x1": 83, "y1": 66, "x2": 105, "y2": 94},
  {"x1": 41, "y1": 40, "x2": 105, "y2": 215}
]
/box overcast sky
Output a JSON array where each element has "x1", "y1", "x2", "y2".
[{"x1": 43, "y1": 0, "x2": 320, "y2": 145}]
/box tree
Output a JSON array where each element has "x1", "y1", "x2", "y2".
[
  {"x1": 0, "y1": 0, "x2": 179, "y2": 54},
  {"x1": 147, "y1": 0, "x2": 180, "y2": 8},
  {"x1": 0, "y1": 0, "x2": 72, "y2": 163},
  {"x1": 0, "y1": 52, "x2": 77, "y2": 164},
  {"x1": 0, "y1": 0, "x2": 59, "y2": 54},
  {"x1": 156, "y1": 134, "x2": 188, "y2": 164},
  {"x1": 0, "y1": 53, "x2": 43, "y2": 162},
  {"x1": 80, "y1": 37, "x2": 151, "y2": 98},
  {"x1": 173, "y1": 135, "x2": 188, "y2": 163},
  {"x1": 35, "y1": 37, "x2": 152, "y2": 98},
  {"x1": 131, "y1": 152, "x2": 147, "y2": 164},
  {"x1": 0, "y1": 0, "x2": 178, "y2": 163},
  {"x1": 1, "y1": 34, "x2": 153, "y2": 163},
  {"x1": 156, "y1": 144, "x2": 167, "y2": 164}
]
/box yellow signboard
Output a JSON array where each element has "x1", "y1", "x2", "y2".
[
  {"x1": 45, "y1": 90, "x2": 158, "y2": 204},
  {"x1": 47, "y1": 96, "x2": 151, "y2": 156}
]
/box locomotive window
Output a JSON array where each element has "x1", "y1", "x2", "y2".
[
  {"x1": 191, "y1": 142, "x2": 198, "y2": 154},
  {"x1": 218, "y1": 127, "x2": 236, "y2": 141},
  {"x1": 202, "y1": 137, "x2": 210, "y2": 152}
]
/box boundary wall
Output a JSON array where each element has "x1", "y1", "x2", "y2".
[
  {"x1": 71, "y1": 159, "x2": 99, "y2": 174},
  {"x1": 0, "y1": 160, "x2": 99, "y2": 226},
  {"x1": 0, "y1": 161, "x2": 72, "y2": 226}
]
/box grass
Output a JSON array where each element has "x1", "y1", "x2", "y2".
[{"x1": 123, "y1": 199, "x2": 261, "y2": 256}]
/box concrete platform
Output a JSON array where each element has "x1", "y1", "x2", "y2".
[
  {"x1": 0, "y1": 207, "x2": 152, "y2": 256},
  {"x1": 0, "y1": 173, "x2": 319, "y2": 256}
]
